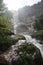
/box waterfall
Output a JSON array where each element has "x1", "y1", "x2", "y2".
[{"x1": 14, "y1": 21, "x2": 43, "y2": 57}]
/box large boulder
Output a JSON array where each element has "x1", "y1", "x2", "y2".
[
  {"x1": 0, "y1": 55, "x2": 8, "y2": 65},
  {"x1": 14, "y1": 43, "x2": 43, "y2": 65},
  {"x1": 0, "y1": 42, "x2": 42, "y2": 65}
]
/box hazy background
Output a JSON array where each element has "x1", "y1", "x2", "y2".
[{"x1": 4, "y1": 0, "x2": 41, "y2": 10}]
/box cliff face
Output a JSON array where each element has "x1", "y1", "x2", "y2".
[
  {"x1": 14, "y1": 0, "x2": 43, "y2": 34},
  {"x1": 18, "y1": 0, "x2": 43, "y2": 23}
]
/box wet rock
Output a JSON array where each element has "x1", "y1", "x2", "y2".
[
  {"x1": 16, "y1": 24, "x2": 28, "y2": 34},
  {"x1": 16, "y1": 40, "x2": 26, "y2": 46},
  {"x1": 0, "y1": 55, "x2": 8, "y2": 65},
  {"x1": 0, "y1": 45, "x2": 19, "y2": 65},
  {"x1": 11, "y1": 56, "x2": 20, "y2": 65},
  {"x1": 0, "y1": 42, "x2": 43, "y2": 65},
  {"x1": 14, "y1": 43, "x2": 43, "y2": 65}
]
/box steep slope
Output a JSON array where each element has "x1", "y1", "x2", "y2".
[
  {"x1": 18, "y1": 0, "x2": 43, "y2": 23},
  {"x1": 14, "y1": 0, "x2": 43, "y2": 34}
]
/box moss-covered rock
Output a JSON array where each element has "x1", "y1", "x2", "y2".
[
  {"x1": 12, "y1": 43, "x2": 43, "y2": 65},
  {"x1": 0, "y1": 35, "x2": 15, "y2": 52},
  {"x1": 12, "y1": 34, "x2": 25, "y2": 40},
  {"x1": 0, "y1": 42, "x2": 43, "y2": 65},
  {"x1": 0, "y1": 34, "x2": 25, "y2": 52}
]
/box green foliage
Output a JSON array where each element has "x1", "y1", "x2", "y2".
[
  {"x1": 17, "y1": 43, "x2": 35, "y2": 54},
  {"x1": 0, "y1": 34, "x2": 25, "y2": 52},
  {"x1": 0, "y1": 0, "x2": 6, "y2": 16},
  {"x1": 33, "y1": 30, "x2": 43, "y2": 41},
  {"x1": 33, "y1": 15, "x2": 43, "y2": 41},
  {"x1": 0, "y1": 17, "x2": 12, "y2": 35},
  {"x1": 0, "y1": 35, "x2": 19, "y2": 51},
  {"x1": 13, "y1": 34, "x2": 25, "y2": 40},
  {"x1": 0, "y1": 17, "x2": 14, "y2": 52},
  {"x1": 0, "y1": 0, "x2": 14, "y2": 52},
  {"x1": 34, "y1": 15, "x2": 43, "y2": 30},
  {"x1": 34, "y1": 30, "x2": 43, "y2": 35},
  {"x1": 16, "y1": 43, "x2": 42, "y2": 65},
  {"x1": 0, "y1": 16, "x2": 25, "y2": 52},
  {"x1": 0, "y1": 35, "x2": 12, "y2": 51}
]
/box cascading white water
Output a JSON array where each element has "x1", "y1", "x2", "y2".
[
  {"x1": 14, "y1": 23, "x2": 43, "y2": 57},
  {"x1": 23, "y1": 35, "x2": 43, "y2": 57}
]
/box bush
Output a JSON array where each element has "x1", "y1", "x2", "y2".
[
  {"x1": 32, "y1": 30, "x2": 43, "y2": 41},
  {"x1": 12, "y1": 34, "x2": 25, "y2": 40},
  {"x1": 34, "y1": 15, "x2": 43, "y2": 30},
  {"x1": 0, "y1": 35, "x2": 13, "y2": 51},
  {"x1": 0, "y1": 34, "x2": 25, "y2": 52},
  {"x1": 33, "y1": 15, "x2": 43, "y2": 41}
]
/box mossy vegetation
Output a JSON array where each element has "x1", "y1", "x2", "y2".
[
  {"x1": 12, "y1": 34, "x2": 25, "y2": 40},
  {"x1": 0, "y1": 0, "x2": 25, "y2": 52},
  {"x1": 12, "y1": 43, "x2": 43, "y2": 65},
  {"x1": 34, "y1": 15, "x2": 43, "y2": 30},
  {"x1": 0, "y1": 34, "x2": 25, "y2": 52},
  {"x1": 32, "y1": 30, "x2": 43, "y2": 40},
  {"x1": 33, "y1": 15, "x2": 43, "y2": 44}
]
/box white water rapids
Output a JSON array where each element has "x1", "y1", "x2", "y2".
[
  {"x1": 12, "y1": 34, "x2": 43, "y2": 57},
  {"x1": 14, "y1": 24, "x2": 43, "y2": 57},
  {"x1": 23, "y1": 35, "x2": 43, "y2": 57},
  {"x1": 13, "y1": 24, "x2": 43, "y2": 59}
]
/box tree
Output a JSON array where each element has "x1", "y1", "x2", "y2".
[
  {"x1": 34, "y1": 15, "x2": 43, "y2": 30},
  {"x1": 0, "y1": 0, "x2": 14, "y2": 52},
  {"x1": 0, "y1": 17, "x2": 13, "y2": 35},
  {"x1": 0, "y1": 0, "x2": 14, "y2": 35},
  {"x1": 0, "y1": 0, "x2": 7, "y2": 16},
  {"x1": 33, "y1": 15, "x2": 43, "y2": 41}
]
